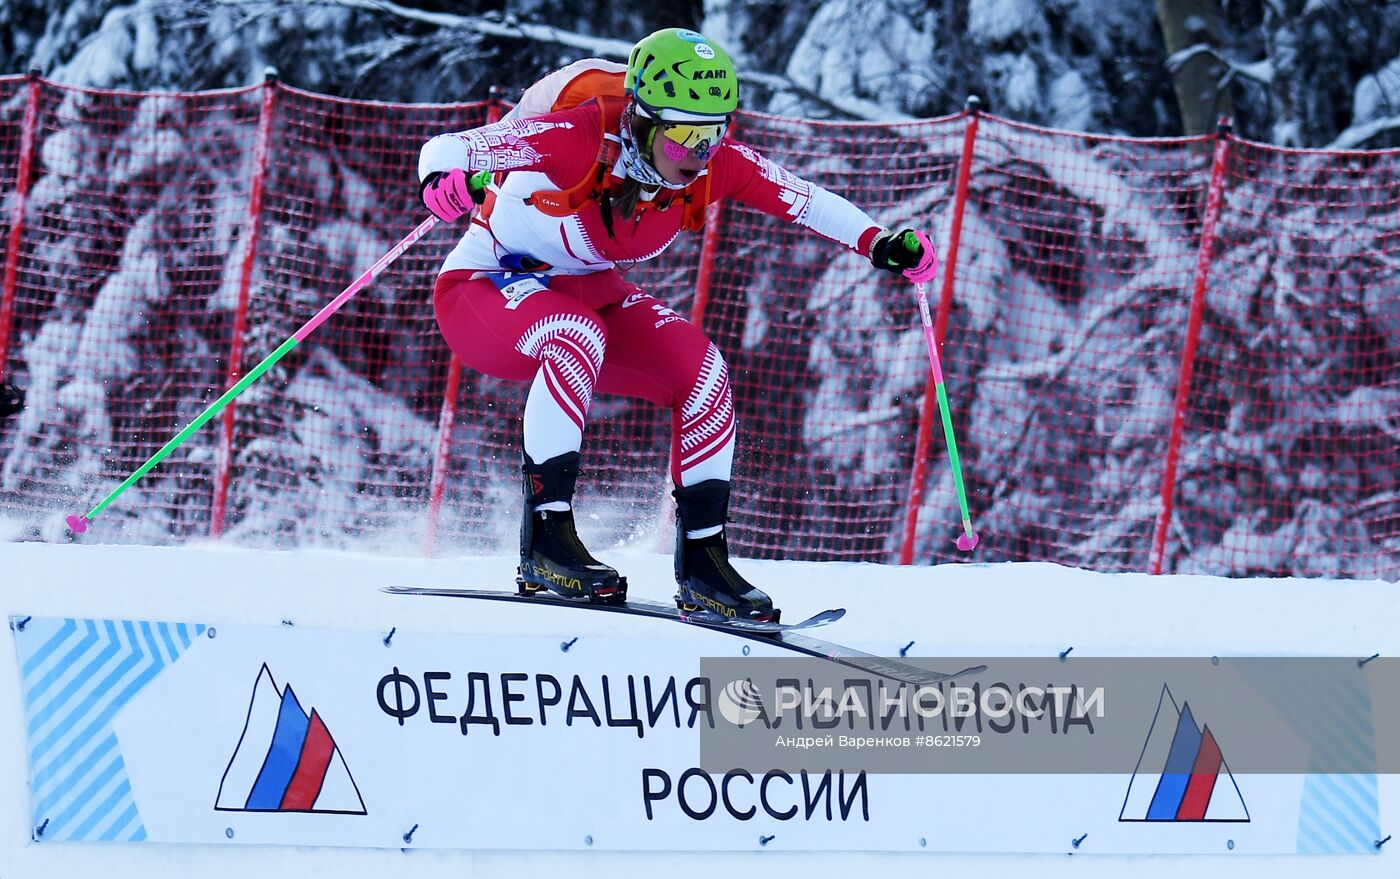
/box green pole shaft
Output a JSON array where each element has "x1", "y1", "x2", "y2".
[
  {"x1": 912, "y1": 268, "x2": 979, "y2": 551},
  {"x1": 83, "y1": 336, "x2": 300, "y2": 521},
  {"x1": 69, "y1": 213, "x2": 442, "y2": 532},
  {"x1": 934, "y1": 381, "x2": 972, "y2": 531}
]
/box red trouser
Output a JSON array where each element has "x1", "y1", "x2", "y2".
[{"x1": 433, "y1": 269, "x2": 736, "y2": 484}]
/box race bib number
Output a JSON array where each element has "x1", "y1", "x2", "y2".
[{"x1": 486, "y1": 272, "x2": 550, "y2": 310}]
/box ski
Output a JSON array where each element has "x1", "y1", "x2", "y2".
[
  {"x1": 682, "y1": 605, "x2": 846, "y2": 632},
  {"x1": 383, "y1": 585, "x2": 839, "y2": 633},
  {"x1": 382, "y1": 586, "x2": 985, "y2": 686}
]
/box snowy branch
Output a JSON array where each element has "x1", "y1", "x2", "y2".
[
  {"x1": 289, "y1": 0, "x2": 915, "y2": 121},
  {"x1": 1165, "y1": 43, "x2": 1275, "y2": 84},
  {"x1": 29, "y1": 0, "x2": 908, "y2": 120},
  {"x1": 305, "y1": 0, "x2": 636, "y2": 56},
  {"x1": 1327, "y1": 115, "x2": 1400, "y2": 150}
]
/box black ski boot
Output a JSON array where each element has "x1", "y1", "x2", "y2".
[
  {"x1": 517, "y1": 451, "x2": 626, "y2": 603},
  {"x1": 673, "y1": 480, "x2": 778, "y2": 622}
]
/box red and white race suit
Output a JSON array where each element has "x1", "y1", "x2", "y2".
[{"x1": 419, "y1": 103, "x2": 884, "y2": 485}]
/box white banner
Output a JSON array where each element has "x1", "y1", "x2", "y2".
[{"x1": 9, "y1": 615, "x2": 1379, "y2": 853}]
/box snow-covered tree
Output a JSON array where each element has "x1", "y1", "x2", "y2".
[{"x1": 5, "y1": 0, "x2": 1400, "y2": 146}]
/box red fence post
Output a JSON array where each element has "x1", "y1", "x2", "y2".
[
  {"x1": 1150, "y1": 118, "x2": 1233, "y2": 574},
  {"x1": 211, "y1": 70, "x2": 278, "y2": 538},
  {"x1": 899, "y1": 97, "x2": 981, "y2": 565},
  {"x1": 424, "y1": 89, "x2": 504, "y2": 556},
  {"x1": 0, "y1": 70, "x2": 42, "y2": 381},
  {"x1": 690, "y1": 196, "x2": 726, "y2": 323}
]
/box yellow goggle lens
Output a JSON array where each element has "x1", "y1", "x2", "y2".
[{"x1": 658, "y1": 120, "x2": 728, "y2": 160}]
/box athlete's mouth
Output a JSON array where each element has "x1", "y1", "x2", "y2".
[{"x1": 679, "y1": 167, "x2": 699, "y2": 180}]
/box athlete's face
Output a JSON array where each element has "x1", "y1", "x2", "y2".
[{"x1": 650, "y1": 118, "x2": 728, "y2": 185}]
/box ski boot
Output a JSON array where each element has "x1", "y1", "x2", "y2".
[
  {"x1": 673, "y1": 480, "x2": 778, "y2": 623},
  {"x1": 516, "y1": 451, "x2": 626, "y2": 603}
]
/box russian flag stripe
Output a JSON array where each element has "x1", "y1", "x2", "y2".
[
  {"x1": 1146, "y1": 703, "x2": 1203, "y2": 820},
  {"x1": 245, "y1": 687, "x2": 310, "y2": 810},
  {"x1": 1176, "y1": 726, "x2": 1223, "y2": 820},
  {"x1": 280, "y1": 710, "x2": 335, "y2": 810}
]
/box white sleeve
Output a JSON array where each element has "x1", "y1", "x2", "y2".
[
  {"x1": 417, "y1": 113, "x2": 582, "y2": 182},
  {"x1": 418, "y1": 134, "x2": 469, "y2": 181},
  {"x1": 798, "y1": 185, "x2": 881, "y2": 252}
]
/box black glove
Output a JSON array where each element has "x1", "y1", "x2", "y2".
[
  {"x1": 0, "y1": 381, "x2": 24, "y2": 419},
  {"x1": 868, "y1": 228, "x2": 925, "y2": 274}
]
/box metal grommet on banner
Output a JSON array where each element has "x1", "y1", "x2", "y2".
[
  {"x1": 1227, "y1": 839, "x2": 1235, "y2": 850},
  {"x1": 12, "y1": 616, "x2": 30, "y2": 632},
  {"x1": 759, "y1": 834, "x2": 775, "y2": 846},
  {"x1": 1072, "y1": 832, "x2": 1087, "y2": 849},
  {"x1": 35, "y1": 818, "x2": 49, "y2": 838},
  {"x1": 384, "y1": 627, "x2": 396, "y2": 647},
  {"x1": 1359, "y1": 653, "x2": 1380, "y2": 668},
  {"x1": 1059, "y1": 646, "x2": 1073, "y2": 661},
  {"x1": 224, "y1": 827, "x2": 234, "y2": 839},
  {"x1": 1376, "y1": 835, "x2": 1391, "y2": 850},
  {"x1": 207, "y1": 627, "x2": 217, "y2": 638},
  {"x1": 900, "y1": 641, "x2": 915, "y2": 657},
  {"x1": 402, "y1": 823, "x2": 418, "y2": 844},
  {"x1": 584, "y1": 834, "x2": 594, "y2": 846},
  {"x1": 561, "y1": 636, "x2": 579, "y2": 653}
]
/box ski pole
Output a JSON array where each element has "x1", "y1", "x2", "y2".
[
  {"x1": 906, "y1": 230, "x2": 979, "y2": 551},
  {"x1": 67, "y1": 213, "x2": 444, "y2": 534}
]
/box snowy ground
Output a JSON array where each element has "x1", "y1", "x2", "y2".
[{"x1": 1, "y1": 539, "x2": 1396, "y2": 878}]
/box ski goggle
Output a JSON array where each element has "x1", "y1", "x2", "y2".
[{"x1": 656, "y1": 119, "x2": 729, "y2": 163}]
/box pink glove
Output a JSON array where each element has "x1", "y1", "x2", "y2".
[{"x1": 420, "y1": 168, "x2": 486, "y2": 223}]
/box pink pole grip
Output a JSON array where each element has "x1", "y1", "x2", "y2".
[{"x1": 902, "y1": 231, "x2": 939, "y2": 284}]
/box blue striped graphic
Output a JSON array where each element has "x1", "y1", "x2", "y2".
[
  {"x1": 1224, "y1": 659, "x2": 1380, "y2": 851},
  {"x1": 245, "y1": 686, "x2": 310, "y2": 810},
  {"x1": 14, "y1": 616, "x2": 205, "y2": 842},
  {"x1": 1147, "y1": 702, "x2": 1202, "y2": 820},
  {"x1": 1297, "y1": 773, "x2": 1379, "y2": 853}
]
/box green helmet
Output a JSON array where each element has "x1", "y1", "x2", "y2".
[{"x1": 626, "y1": 28, "x2": 738, "y2": 120}]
